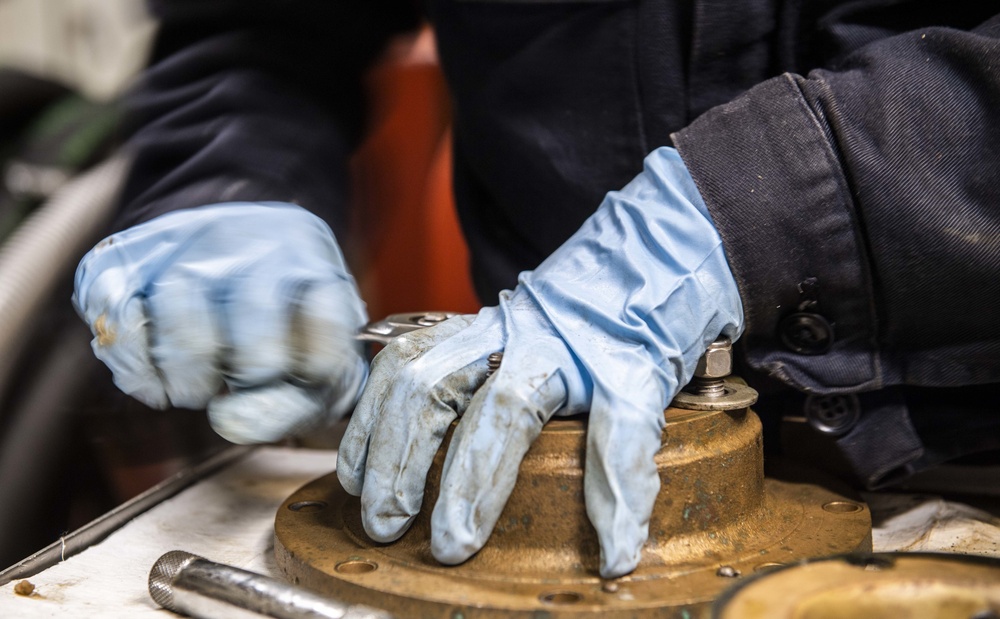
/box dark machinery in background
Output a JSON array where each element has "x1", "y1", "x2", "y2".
[{"x1": 0, "y1": 68, "x2": 226, "y2": 569}]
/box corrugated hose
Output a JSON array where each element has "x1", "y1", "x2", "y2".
[{"x1": 0, "y1": 153, "x2": 129, "y2": 403}]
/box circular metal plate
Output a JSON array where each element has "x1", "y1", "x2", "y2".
[
  {"x1": 275, "y1": 408, "x2": 870, "y2": 617},
  {"x1": 713, "y1": 553, "x2": 1000, "y2": 619}
]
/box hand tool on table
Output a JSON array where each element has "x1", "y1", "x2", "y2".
[{"x1": 148, "y1": 550, "x2": 393, "y2": 619}]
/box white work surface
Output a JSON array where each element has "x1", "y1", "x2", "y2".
[{"x1": 3, "y1": 447, "x2": 999, "y2": 617}]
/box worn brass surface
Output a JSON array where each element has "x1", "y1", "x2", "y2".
[
  {"x1": 274, "y1": 406, "x2": 871, "y2": 618},
  {"x1": 713, "y1": 553, "x2": 1000, "y2": 619}
]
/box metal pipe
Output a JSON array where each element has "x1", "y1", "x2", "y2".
[
  {"x1": 148, "y1": 551, "x2": 393, "y2": 619},
  {"x1": 0, "y1": 447, "x2": 250, "y2": 584}
]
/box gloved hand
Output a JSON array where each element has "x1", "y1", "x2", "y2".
[
  {"x1": 73, "y1": 202, "x2": 368, "y2": 444},
  {"x1": 337, "y1": 147, "x2": 743, "y2": 578}
]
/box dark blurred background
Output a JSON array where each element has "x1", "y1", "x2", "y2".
[
  {"x1": 0, "y1": 0, "x2": 231, "y2": 569},
  {"x1": 0, "y1": 0, "x2": 482, "y2": 570}
]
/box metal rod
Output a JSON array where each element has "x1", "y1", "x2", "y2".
[
  {"x1": 0, "y1": 446, "x2": 252, "y2": 585},
  {"x1": 148, "y1": 551, "x2": 393, "y2": 619}
]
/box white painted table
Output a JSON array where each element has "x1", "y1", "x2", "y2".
[{"x1": 2, "y1": 447, "x2": 998, "y2": 617}]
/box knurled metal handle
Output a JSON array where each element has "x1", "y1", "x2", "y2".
[{"x1": 149, "y1": 550, "x2": 393, "y2": 619}]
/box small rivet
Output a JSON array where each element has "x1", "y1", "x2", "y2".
[
  {"x1": 601, "y1": 582, "x2": 619, "y2": 593},
  {"x1": 716, "y1": 565, "x2": 741, "y2": 578}
]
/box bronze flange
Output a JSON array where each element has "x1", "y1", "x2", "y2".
[
  {"x1": 713, "y1": 553, "x2": 1000, "y2": 619},
  {"x1": 275, "y1": 393, "x2": 871, "y2": 618}
]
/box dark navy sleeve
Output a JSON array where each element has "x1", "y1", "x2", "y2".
[
  {"x1": 115, "y1": 0, "x2": 420, "y2": 240},
  {"x1": 673, "y1": 15, "x2": 1000, "y2": 394}
]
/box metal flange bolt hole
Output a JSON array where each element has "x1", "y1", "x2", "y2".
[
  {"x1": 540, "y1": 591, "x2": 583, "y2": 605},
  {"x1": 335, "y1": 560, "x2": 378, "y2": 574},
  {"x1": 822, "y1": 501, "x2": 863, "y2": 514}
]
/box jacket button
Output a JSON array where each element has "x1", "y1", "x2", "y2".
[
  {"x1": 804, "y1": 394, "x2": 860, "y2": 436},
  {"x1": 779, "y1": 312, "x2": 833, "y2": 354}
]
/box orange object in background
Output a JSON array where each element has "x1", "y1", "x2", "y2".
[{"x1": 351, "y1": 27, "x2": 481, "y2": 319}]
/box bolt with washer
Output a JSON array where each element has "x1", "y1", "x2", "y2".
[
  {"x1": 687, "y1": 337, "x2": 732, "y2": 397},
  {"x1": 672, "y1": 336, "x2": 758, "y2": 411}
]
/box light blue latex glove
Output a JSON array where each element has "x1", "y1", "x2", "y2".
[
  {"x1": 337, "y1": 147, "x2": 743, "y2": 579},
  {"x1": 73, "y1": 202, "x2": 368, "y2": 444}
]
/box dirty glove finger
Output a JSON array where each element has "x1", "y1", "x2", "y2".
[
  {"x1": 584, "y1": 392, "x2": 665, "y2": 579},
  {"x1": 430, "y1": 336, "x2": 572, "y2": 565},
  {"x1": 207, "y1": 279, "x2": 369, "y2": 445},
  {"x1": 73, "y1": 203, "x2": 374, "y2": 448},
  {"x1": 207, "y1": 382, "x2": 330, "y2": 444},
  {"x1": 219, "y1": 272, "x2": 295, "y2": 388},
  {"x1": 145, "y1": 274, "x2": 223, "y2": 409},
  {"x1": 290, "y1": 278, "x2": 367, "y2": 384},
  {"x1": 337, "y1": 314, "x2": 477, "y2": 495},
  {"x1": 357, "y1": 315, "x2": 503, "y2": 543},
  {"x1": 74, "y1": 263, "x2": 168, "y2": 408},
  {"x1": 286, "y1": 278, "x2": 369, "y2": 419}
]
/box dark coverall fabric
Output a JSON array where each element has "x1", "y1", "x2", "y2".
[{"x1": 115, "y1": 0, "x2": 1000, "y2": 488}]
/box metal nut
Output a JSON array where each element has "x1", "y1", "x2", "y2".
[{"x1": 694, "y1": 337, "x2": 732, "y2": 379}]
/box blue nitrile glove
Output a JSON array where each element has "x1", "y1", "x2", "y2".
[
  {"x1": 337, "y1": 147, "x2": 743, "y2": 579},
  {"x1": 73, "y1": 202, "x2": 368, "y2": 444}
]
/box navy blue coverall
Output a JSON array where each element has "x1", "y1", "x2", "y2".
[{"x1": 116, "y1": 0, "x2": 1000, "y2": 487}]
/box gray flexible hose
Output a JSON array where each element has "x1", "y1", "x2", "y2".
[{"x1": 0, "y1": 153, "x2": 129, "y2": 403}]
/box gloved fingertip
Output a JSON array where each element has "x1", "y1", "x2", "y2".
[
  {"x1": 162, "y1": 385, "x2": 217, "y2": 411},
  {"x1": 207, "y1": 383, "x2": 323, "y2": 444},
  {"x1": 104, "y1": 357, "x2": 169, "y2": 410},
  {"x1": 335, "y1": 450, "x2": 365, "y2": 496},
  {"x1": 430, "y1": 500, "x2": 485, "y2": 565},
  {"x1": 361, "y1": 512, "x2": 414, "y2": 544},
  {"x1": 157, "y1": 359, "x2": 222, "y2": 410},
  {"x1": 598, "y1": 539, "x2": 643, "y2": 579},
  {"x1": 324, "y1": 354, "x2": 369, "y2": 420},
  {"x1": 126, "y1": 384, "x2": 170, "y2": 410},
  {"x1": 430, "y1": 527, "x2": 481, "y2": 566},
  {"x1": 361, "y1": 477, "x2": 426, "y2": 542}
]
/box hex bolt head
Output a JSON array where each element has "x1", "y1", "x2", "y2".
[
  {"x1": 671, "y1": 336, "x2": 758, "y2": 410},
  {"x1": 694, "y1": 337, "x2": 732, "y2": 379}
]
